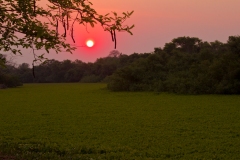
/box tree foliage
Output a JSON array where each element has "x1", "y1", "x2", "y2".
[
  {"x1": 0, "y1": 0, "x2": 134, "y2": 61},
  {"x1": 228, "y1": 36, "x2": 240, "y2": 55},
  {"x1": 108, "y1": 50, "x2": 121, "y2": 57},
  {"x1": 108, "y1": 36, "x2": 240, "y2": 94},
  {"x1": 0, "y1": 62, "x2": 22, "y2": 88}
]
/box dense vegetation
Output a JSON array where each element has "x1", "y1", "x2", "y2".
[
  {"x1": 0, "y1": 50, "x2": 147, "y2": 84},
  {"x1": 1, "y1": 36, "x2": 240, "y2": 94},
  {"x1": 1, "y1": 83, "x2": 240, "y2": 159},
  {"x1": 0, "y1": 55, "x2": 22, "y2": 88},
  {"x1": 108, "y1": 36, "x2": 240, "y2": 94}
]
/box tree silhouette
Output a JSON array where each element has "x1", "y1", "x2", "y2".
[{"x1": 0, "y1": 0, "x2": 134, "y2": 62}]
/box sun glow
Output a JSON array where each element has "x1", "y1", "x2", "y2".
[{"x1": 86, "y1": 40, "x2": 94, "y2": 47}]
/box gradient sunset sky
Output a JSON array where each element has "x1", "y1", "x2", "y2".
[{"x1": 15, "y1": 0, "x2": 240, "y2": 64}]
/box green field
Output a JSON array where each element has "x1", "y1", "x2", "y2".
[{"x1": 0, "y1": 83, "x2": 240, "y2": 159}]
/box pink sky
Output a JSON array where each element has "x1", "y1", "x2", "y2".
[{"x1": 14, "y1": 0, "x2": 240, "y2": 64}]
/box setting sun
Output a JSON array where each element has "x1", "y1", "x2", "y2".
[{"x1": 86, "y1": 40, "x2": 94, "y2": 47}]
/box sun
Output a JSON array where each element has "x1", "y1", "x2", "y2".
[{"x1": 86, "y1": 40, "x2": 94, "y2": 47}]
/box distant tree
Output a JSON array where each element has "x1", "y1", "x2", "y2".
[
  {"x1": 154, "y1": 47, "x2": 162, "y2": 54},
  {"x1": 164, "y1": 37, "x2": 202, "y2": 54},
  {"x1": 0, "y1": 57, "x2": 22, "y2": 88},
  {"x1": 0, "y1": 0, "x2": 134, "y2": 62},
  {"x1": 227, "y1": 36, "x2": 240, "y2": 55},
  {"x1": 18, "y1": 63, "x2": 30, "y2": 71},
  {"x1": 163, "y1": 42, "x2": 176, "y2": 54},
  {"x1": 17, "y1": 63, "x2": 33, "y2": 83},
  {"x1": 108, "y1": 50, "x2": 122, "y2": 57},
  {"x1": 0, "y1": 54, "x2": 6, "y2": 67}
]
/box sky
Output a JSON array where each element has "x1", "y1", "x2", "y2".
[{"x1": 12, "y1": 0, "x2": 240, "y2": 65}]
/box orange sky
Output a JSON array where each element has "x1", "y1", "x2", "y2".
[{"x1": 16, "y1": 0, "x2": 240, "y2": 64}]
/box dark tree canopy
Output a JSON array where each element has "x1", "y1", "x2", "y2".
[
  {"x1": 108, "y1": 50, "x2": 122, "y2": 57},
  {"x1": 163, "y1": 37, "x2": 202, "y2": 54},
  {"x1": 0, "y1": 54, "x2": 6, "y2": 66},
  {"x1": 228, "y1": 36, "x2": 240, "y2": 55},
  {"x1": 107, "y1": 36, "x2": 240, "y2": 94}
]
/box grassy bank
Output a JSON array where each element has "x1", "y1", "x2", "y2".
[{"x1": 0, "y1": 83, "x2": 240, "y2": 159}]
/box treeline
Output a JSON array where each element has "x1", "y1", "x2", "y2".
[
  {"x1": 0, "y1": 50, "x2": 148, "y2": 84},
  {"x1": 1, "y1": 36, "x2": 240, "y2": 94},
  {"x1": 108, "y1": 36, "x2": 240, "y2": 94}
]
